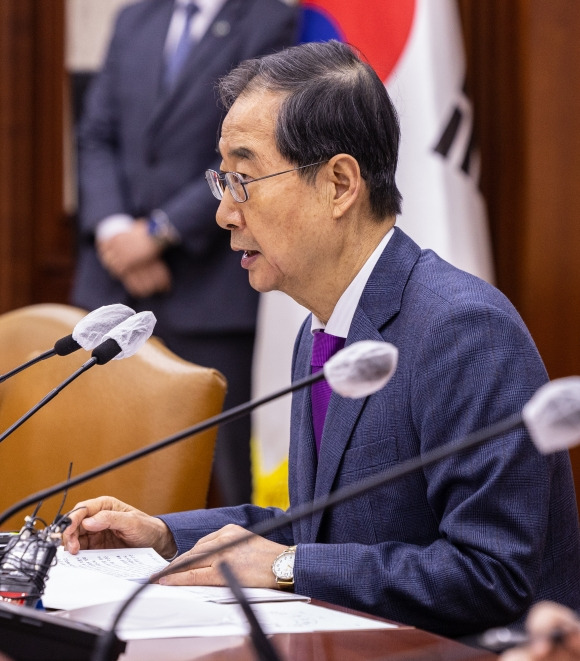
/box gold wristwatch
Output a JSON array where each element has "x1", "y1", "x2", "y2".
[{"x1": 272, "y1": 545, "x2": 297, "y2": 591}]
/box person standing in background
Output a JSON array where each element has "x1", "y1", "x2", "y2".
[{"x1": 70, "y1": 0, "x2": 298, "y2": 506}]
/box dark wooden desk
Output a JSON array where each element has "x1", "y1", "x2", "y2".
[{"x1": 122, "y1": 601, "x2": 498, "y2": 661}]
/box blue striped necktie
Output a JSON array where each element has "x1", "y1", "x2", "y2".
[{"x1": 164, "y1": 2, "x2": 199, "y2": 91}]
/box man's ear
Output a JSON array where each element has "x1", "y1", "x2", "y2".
[{"x1": 327, "y1": 154, "x2": 362, "y2": 219}]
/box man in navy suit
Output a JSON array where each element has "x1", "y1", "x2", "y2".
[
  {"x1": 70, "y1": 0, "x2": 298, "y2": 506},
  {"x1": 64, "y1": 40, "x2": 580, "y2": 637}
]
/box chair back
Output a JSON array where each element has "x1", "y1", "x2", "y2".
[{"x1": 0, "y1": 304, "x2": 226, "y2": 531}]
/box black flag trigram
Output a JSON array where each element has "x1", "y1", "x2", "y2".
[{"x1": 433, "y1": 79, "x2": 480, "y2": 181}]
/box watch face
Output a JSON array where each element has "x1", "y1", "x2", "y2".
[{"x1": 273, "y1": 551, "x2": 295, "y2": 580}]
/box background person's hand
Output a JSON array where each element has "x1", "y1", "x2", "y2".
[
  {"x1": 501, "y1": 602, "x2": 580, "y2": 661},
  {"x1": 121, "y1": 259, "x2": 172, "y2": 298},
  {"x1": 63, "y1": 495, "x2": 177, "y2": 559},
  {"x1": 97, "y1": 220, "x2": 161, "y2": 278}
]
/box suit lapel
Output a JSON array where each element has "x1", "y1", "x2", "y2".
[
  {"x1": 124, "y1": 1, "x2": 174, "y2": 118},
  {"x1": 308, "y1": 228, "x2": 421, "y2": 541},
  {"x1": 289, "y1": 330, "x2": 318, "y2": 541}
]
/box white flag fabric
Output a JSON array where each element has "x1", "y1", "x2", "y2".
[
  {"x1": 387, "y1": 0, "x2": 494, "y2": 282},
  {"x1": 251, "y1": 0, "x2": 494, "y2": 507}
]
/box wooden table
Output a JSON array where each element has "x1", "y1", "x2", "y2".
[{"x1": 122, "y1": 601, "x2": 498, "y2": 661}]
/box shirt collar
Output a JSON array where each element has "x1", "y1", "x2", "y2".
[{"x1": 311, "y1": 228, "x2": 394, "y2": 338}]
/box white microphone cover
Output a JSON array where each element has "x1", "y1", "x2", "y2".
[
  {"x1": 324, "y1": 340, "x2": 398, "y2": 398},
  {"x1": 522, "y1": 376, "x2": 580, "y2": 453},
  {"x1": 72, "y1": 304, "x2": 135, "y2": 350},
  {"x1": 101, "y1": 311, "x2": 157, "y2": 360}
]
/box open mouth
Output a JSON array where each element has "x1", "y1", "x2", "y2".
[{"x1": 243, "y1": 250, "x2": 259, "y2": 258}]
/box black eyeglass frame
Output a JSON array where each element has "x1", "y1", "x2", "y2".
[{"x1": 205, "y1": 161, "x2": 327, "y2": 203}]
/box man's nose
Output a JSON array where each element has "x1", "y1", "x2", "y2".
[{"x1": 216, "y1": 195, "x2": 244, "y2": 230}]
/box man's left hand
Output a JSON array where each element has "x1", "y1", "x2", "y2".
[{"x1": 158, "y1": 524, "x2": 287, "y2": 589}]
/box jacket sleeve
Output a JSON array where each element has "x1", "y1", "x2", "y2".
[
  {"x1": 158, "y1": 503, "x2": 294, "y2": 555},
  {"x1": 76, "y1": 8, "x2": 132, "y2": 235}
]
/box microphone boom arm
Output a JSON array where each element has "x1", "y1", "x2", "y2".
[
  {"x1": 0, "y1": 349, "x2": 56, "y2": 384},
  {"x1": 0, "y1": 358, "x2": 98, "y2": 447}
]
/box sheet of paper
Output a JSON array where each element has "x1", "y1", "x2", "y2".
[
  {"x1": 44, "y1": 548, "x2": 309, "y2": 610},
  {"x1": 176, "y1": 584, "x2": 310, "y2": 604},
  {"x1": 46, "y1": 548, "x2": 309, "y2": 607},
  {"x1": 55, "y1": 597, "x2": 398, "y2": 640},
  {"x1": 54, "y1": 547, "x2": 168, "y2": 582},
  {"x1": 43, "y1": 564, "x2": 138, "y2": 610},
  {"x1": 45, "y1": 547, "x2": 398, "y2": 639}
]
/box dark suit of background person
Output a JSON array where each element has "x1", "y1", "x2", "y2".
[{"x1": 70, "y1": 0, "x2": 299, "y2": 506}]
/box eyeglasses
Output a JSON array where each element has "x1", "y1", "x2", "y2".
[{"x1": 205, "y1": 161, "x2": 326, "y2": 203}]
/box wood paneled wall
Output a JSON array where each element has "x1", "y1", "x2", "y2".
[
  {"x1": 0, "y1": 0, "x2": 70, "y2": 312},
  {"x1": 460, "y1": 0, "x2": 580, "y2": 379},
  {"x1": 460, "y1": 0, "x2": 580, "y2": 493}
]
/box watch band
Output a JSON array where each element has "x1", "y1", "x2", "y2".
[{"x1": 147, "y1": 210, "x2": 179, "y2": 247}]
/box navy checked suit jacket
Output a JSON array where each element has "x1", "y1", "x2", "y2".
[
  {"x1": 161, "y1": 228, "x2": 580, "y2": 637},
  {"x1": 71, "y1": 0, "x2": 297, "y2": 334}
]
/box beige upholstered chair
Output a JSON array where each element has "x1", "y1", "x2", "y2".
[{"x1": 0, "y1": 304, "x2": 227, "y2": 531}]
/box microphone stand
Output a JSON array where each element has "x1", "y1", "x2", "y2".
[
  {"x1": 0, "y1": 321, "x2": 151, "y2": 448},
  {"x1": 218, "y1": 562, "x2": 282, "y2": 661},
  {"x1": 0, "y1": 349, "x2": 56, "y2": 384},
  {"x1": 0, "y1": 358, "x2": 98, "y2": 445},
  {"x1": 0, "y1": 370, "x2": 328, "y2": 661}
]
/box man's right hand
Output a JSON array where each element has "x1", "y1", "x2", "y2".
[
  {"x1": 62, "y1": 496, "x2": 177, "y2": 559},
  {"x1": 121, "y1": 259, "x2": 172, "y2": 298}
]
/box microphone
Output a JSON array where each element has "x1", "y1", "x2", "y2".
[
  {"x1": 0, "y1": 304, "x2": 136, "y2": 384},
  {"x1": 522, "y1": 376, "x2": 580, "y2": 453},
  {"x1": 0, "y1": 311, "x2": 157, "y2": 447},
  {"x1": 0, "y1": 339, "x2": 397, "y2": 661},
  {"x1": 477, "y1": 621, "x2": 570, "y2": 653},
  {"x1": 90, "y1": 310, "x2": 158, "y2": 364}
]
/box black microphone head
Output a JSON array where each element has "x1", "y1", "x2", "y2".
[
  {"x1": 53, "y1": 334, "x2": 82, "y2": 356},
  {"x1": 91, "y1": 338, "x2": 123, "y2": 365}
]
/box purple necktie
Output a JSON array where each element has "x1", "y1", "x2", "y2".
[{"x1": 311, "y1": 331, "x2": 345, "y2": 455}]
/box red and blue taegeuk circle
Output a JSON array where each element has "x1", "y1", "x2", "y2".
[{"x1": 300, "y1": 0, "x2": 416, "y2": 82}]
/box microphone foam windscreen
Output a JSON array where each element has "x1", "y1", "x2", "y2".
[
  {"x1": 522, "y1": 376, "x2": 580, "y2": 453},
  {"x1": 101, "y1": 311, "x2": 157, "y2": 360},
  {"x1": 72, "y1": 304, "x2": 135, "y2": 350},
  {"x1": 91, "y1": 338, "x2": 123, "y2": 365},
  {"x1": 53, "y1": 334, "x2": 81, "y2": 356},
  {"x1": 324, "y1": 340, "x2": 398, "y2": 398}
]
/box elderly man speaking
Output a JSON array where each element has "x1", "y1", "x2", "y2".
[{"x1": 64, "y1": 40, "x2": 580, "y2": 638}]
